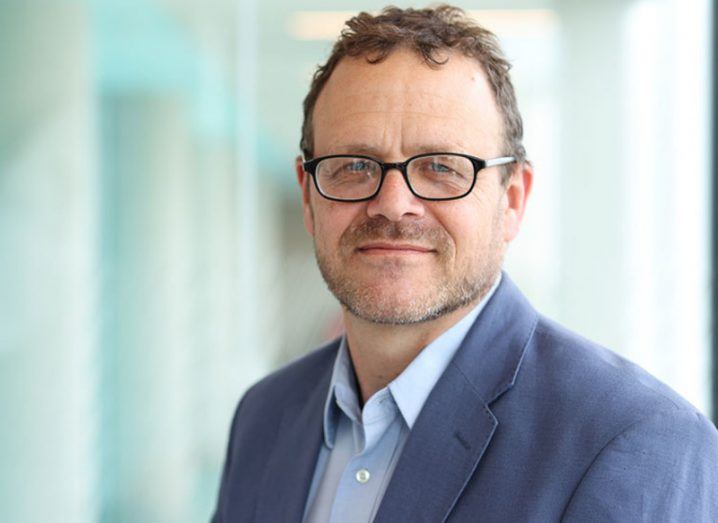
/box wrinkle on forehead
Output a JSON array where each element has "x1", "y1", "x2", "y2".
[
  {"x1": 322, "y1": 107, "x2": 471, "y2": 120},
  {"x1": 320, "y1": 86, "x2": 480, "y2": 109}
]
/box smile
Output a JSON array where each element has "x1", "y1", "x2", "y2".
[{"x1": 357, "y1": 242, "x2": 435, "y2": 255}]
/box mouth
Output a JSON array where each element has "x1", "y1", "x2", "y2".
[{"x1": 356, "y1": 242, "x2": 436, "y2": 255}]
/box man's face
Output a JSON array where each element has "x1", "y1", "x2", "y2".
[{"x1": 297, "y1": 49, "x2": 531, "y2": 324}]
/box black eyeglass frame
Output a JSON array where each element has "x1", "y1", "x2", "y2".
[{"x1": 302, "y1": 152, "x2": 516, "y2": 202}]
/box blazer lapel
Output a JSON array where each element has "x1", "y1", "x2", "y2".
[
  {"x1": 374, "y1": 274, "x2": 539, "y2": 523},
  {"x1": 373, "y1": 364, "x2": 498, "y2": 523},
  {"x1": 254, "y1": 344, "x2": 337, "y2": 523}
]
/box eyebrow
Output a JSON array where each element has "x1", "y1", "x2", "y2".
[{"x1": 331, "y1": 142, "x2": 469, "y2": 157}]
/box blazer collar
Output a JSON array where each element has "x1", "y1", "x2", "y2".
[{"x1": 373, "y1": 272, "x2": 539, "y2": 523}]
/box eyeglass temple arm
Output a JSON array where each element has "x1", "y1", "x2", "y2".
[{"x1": 484, "y1": 156, "x2": 516, "y2": 168}]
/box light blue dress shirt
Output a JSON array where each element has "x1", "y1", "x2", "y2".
[{"x1": 302, "y1": 275, "x2": 501, "y2": 523}]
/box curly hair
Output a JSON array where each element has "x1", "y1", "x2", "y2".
[{"x1": 299, "y1": 5, "x2": 526, "y2": 181}]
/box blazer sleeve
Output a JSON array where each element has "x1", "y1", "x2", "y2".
[
  {"x1": 560, "y1": 407, "x2": 718, "y2": 522},
  {"x1": 210, "y1": 392, "x2": 248, "y2": 523}
]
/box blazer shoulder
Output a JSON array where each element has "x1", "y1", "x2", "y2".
[
  {"x1": 522, "y1": 315, "x2": 712, "y2": 433},
  {"x1": 220, "y1": 337, "x2": 339, "y2": 462},
  {"x1": 212, "y1": 339, "x2": 340, "y2": 522},
  {"x1": 238, "y1": 337, "x2": 340, "y2": 413},
  {"x1": 559, "y1": 392, "x2": 718, "y2": 521}
]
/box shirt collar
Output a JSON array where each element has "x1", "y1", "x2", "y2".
[
  {"x1": 321, "y1": 273, "x2": 502, "y2": 448},
  {"x1": 322, "y1": 337, "x2": 358, "y2": 448}
]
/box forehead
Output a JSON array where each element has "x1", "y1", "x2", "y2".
[{"x1": 312, "y1": 49, "x2": 504, "y2": 156}]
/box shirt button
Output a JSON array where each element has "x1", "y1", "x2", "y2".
[{"x1": 355, "y1": 468, "x2": 371, "y2": 484}]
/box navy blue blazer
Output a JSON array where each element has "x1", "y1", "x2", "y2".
[{"x1": 212, "y1": 275, "x2": 718, "y2": 522}]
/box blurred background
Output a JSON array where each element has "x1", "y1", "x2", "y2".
[{"x1": 0, "y1": 0, "x2": 713, "y2": 521}]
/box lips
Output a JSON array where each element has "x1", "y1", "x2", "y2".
[{"x1": 357, "y1": 242, "x2": 435, "y2": 253}]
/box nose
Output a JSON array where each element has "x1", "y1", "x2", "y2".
[{"x1": 365, "y1": 168, "x2": 425, "y2": 221}]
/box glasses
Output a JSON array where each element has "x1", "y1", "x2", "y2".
[{"x1": 302, "y1": 152, "x2": 515, "y2": 202}]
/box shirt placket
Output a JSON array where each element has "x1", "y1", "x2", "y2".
[{"x1": 330, "y1": 390, "x2": 401, "y2": 522}]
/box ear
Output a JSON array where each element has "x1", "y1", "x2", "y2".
[
  {"x1": 295, "y1": 155, "x2": 315, "y2": 236},
  {"x1": 502, "y1": 162, "x2": 533, "y2": 242}
]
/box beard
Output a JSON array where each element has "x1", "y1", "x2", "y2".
[{"x1": 313, "y1": 209, "x2": 505, "y2": 325}]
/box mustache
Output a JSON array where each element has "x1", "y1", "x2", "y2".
[{"x1": 340, "y1": 216, "x2": 450, "y2": 251}]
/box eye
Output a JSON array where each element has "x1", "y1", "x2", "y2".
[
  {"x1": 317, "y1": 157, "x2": 379, "y2": 187},
  {"x1": 427, "y1": 161, "x2": 452, "y2": 173},
  {"x1": 414, "y1": 157, "x2": 464, "y2": 177},
  {"x1": 342, "y1": 160, "x2": 372, "y2": 172}
]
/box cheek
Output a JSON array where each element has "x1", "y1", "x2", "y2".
[
  {"x1": 303, "y1": 202, "x2": 315, "y2": 236},
  {"x1": 431, "y1": 214, "x2": 468, "y2": 261},
  {"x1": 435, "y1": 202, "x2": 501, "y2": 257},
  {"x1": 312, "y1": 201, "x2": 365, "y2": 247}
]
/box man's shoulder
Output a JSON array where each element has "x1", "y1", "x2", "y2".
[
  {"x1": 518, "y1": 318, "x2": 718, "y2": 519},
  {"x1": 520, "y1": 314, "x2": 712, "y2": 437},
  {"x1": 240, "y1": 337, "x2": 340, "y2": 410}
]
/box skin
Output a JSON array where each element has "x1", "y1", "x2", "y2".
[{"x1": 295, "y1": 49, "x2": 533, "y2": 405}]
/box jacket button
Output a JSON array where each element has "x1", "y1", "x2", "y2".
[{"x1": 355, "y1": 468, "x2": 371, "y2": 483}]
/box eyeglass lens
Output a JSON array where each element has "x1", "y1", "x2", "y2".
[{"x1": 314, "y1": 154, "x2": 475, "y2": 200}]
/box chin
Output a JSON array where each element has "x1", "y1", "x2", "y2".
[
  {"x1": 341, "y1": 286, "x2": 460, "y2": 325},
  {"x1": 317, "y1": 250, "x2": 491, "y2": 325}
]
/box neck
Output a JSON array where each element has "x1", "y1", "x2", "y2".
[{"x1": 343, "y1": 300, "x2": 479, "y2": 406}]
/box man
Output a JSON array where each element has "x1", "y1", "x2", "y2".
[{"x1": 213, "y1": 6, "x2": 718, "y2": 522}]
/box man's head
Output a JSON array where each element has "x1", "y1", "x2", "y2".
[
  {"x1": 295, "y1": 5, "x2": 532, "y2": 325},
  {"x1": 300, "y1": 5, "x2": 527, "y2": 182}
]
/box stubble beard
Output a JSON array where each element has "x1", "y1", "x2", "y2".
[{"x1": 314, "y1": 212, "x2": 505, "y2": 325}]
